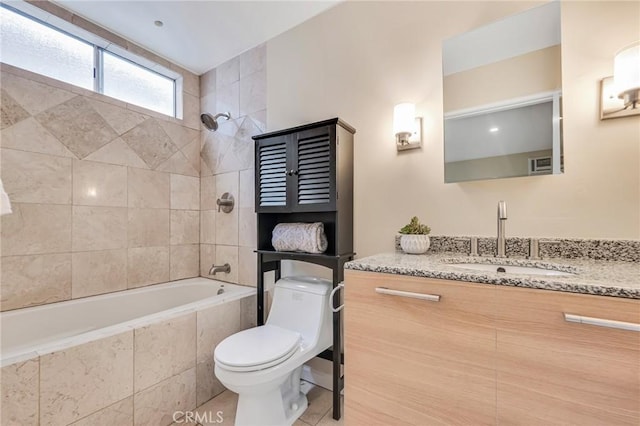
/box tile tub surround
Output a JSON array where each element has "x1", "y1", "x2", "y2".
[
  {"x1": 0, "y1": 63, "x2": 201, "y2": 311},
  {"x1": 199, "y1": 44, "x2": 265, "y2": 288},
  {"x1": 394, "y1": 235, "x2": 640, "y2": 262},
  {"x1": 345, "y1": 252, "x2": 640, "y2": 299},
  {"x1": 0, "y1": 279, "x2": 255, "y2": 426}
]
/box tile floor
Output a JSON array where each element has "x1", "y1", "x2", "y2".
[{"x1": 172, "y1": 381, "x2": 343, "y2": 426}]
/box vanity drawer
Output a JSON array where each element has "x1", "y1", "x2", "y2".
[
  {"x1": 344, "y1": 270, "x2": 496, "y2": 426},
  {"x1": 496, "y1": 286, "x2": 640, "y2": 425}
]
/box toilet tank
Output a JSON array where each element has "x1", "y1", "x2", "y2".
[{"x1": 266, "y1": 276, "x2": 333, "y2": 346}]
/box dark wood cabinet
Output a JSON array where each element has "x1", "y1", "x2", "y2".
[{"x1": 252, "y1": 117, "x2": 355, "y2": 421}]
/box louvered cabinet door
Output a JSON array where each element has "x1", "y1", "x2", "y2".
[
  {"x1": 291, "y1": 126, "x2": 337, "y2": 212},
  {"x1": 256, "y1": 135, "x2": 290, "y2": 212}
]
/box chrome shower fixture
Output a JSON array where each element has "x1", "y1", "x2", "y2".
[{"x1": 200, "y1": 112, "x2": 231, "y2": 131}]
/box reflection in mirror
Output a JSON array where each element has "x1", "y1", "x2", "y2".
[{"x1": 443, "y1": 1, "x2": 563, "y2": 183}]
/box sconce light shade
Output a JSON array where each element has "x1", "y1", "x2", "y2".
[
  {"x1": 613, "y1": 41, "x2": 640, "y2": 108},
  {"x1": 393, "y1": 103, "x2": 422, "y2": 151}
]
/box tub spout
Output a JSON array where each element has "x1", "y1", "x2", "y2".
[{"x1": 209, "y1": 263, "x2": 230, "y2": 275}]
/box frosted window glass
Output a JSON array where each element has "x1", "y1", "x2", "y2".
[
  {"x1": 0, "y1": 7, "x2": 94, "y2": 90},
  {"x1": 103, "y1": 51, "x2": 175, "y2": 116}
]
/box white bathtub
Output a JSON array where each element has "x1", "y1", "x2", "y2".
[{"x1": 1, "y1": 277, "x2": 254, "y2": 367}]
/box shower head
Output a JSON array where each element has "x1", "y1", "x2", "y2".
[{"x1": 200, "y1": 112, "x2": 231, "y2": 131}]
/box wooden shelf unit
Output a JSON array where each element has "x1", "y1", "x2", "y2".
[{"x1": 253, "y1": 118, "x2": 355, "y2": 420}]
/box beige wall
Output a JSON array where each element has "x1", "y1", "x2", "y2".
[
  {"x1": 0, "y1": 64, "x2": 201, "y2": 311},
  {"x1": 267, "y1": 0, "x2": 640, "y2": 263},
  {"x1": 444, "y1": 45, "x2": 561, "y2": 112},
  {"x1": 199, "y1": 44, "x2": 266, "y2": 287}
]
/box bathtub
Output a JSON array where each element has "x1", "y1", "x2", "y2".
[{"x1": 1, "y1": 277, "x2": 254, "y2": 367}]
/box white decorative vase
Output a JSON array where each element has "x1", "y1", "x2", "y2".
[{"x1": 400, "y1": 234, "x2": 431, "y2": 254}]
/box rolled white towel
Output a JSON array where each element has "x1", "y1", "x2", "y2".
[
  {"x1": 0, "y1": 178, "x2": 12, "y2": 216},
  {"x1": 272, "y1": 222, "x2": 328, "y2": 254}
]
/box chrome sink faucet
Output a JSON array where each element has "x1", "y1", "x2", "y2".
[{"x1": 496, "y1": 200, "x2": 507, "y2": 258}]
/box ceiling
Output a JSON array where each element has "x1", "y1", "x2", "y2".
[{"x1": 54, "y1": 0, "x2": 339, "y2": 75}]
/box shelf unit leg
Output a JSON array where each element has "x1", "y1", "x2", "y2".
[
  {"x1": 332, "y1": 268, "x2": 342, "y2": 420},
  {"x1": 257, "y1": 253, "x2": 264, "y2": 326}
]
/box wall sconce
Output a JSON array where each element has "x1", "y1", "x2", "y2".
[
  {"x1": 600, "y1": 41, "x2": 640, "y2": 120},
  {"x1": 393, "y1": 103, "x2": 423, "y2": 151}
]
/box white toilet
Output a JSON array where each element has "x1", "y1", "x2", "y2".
[{"x1": 214, "y1": 276, "x2": 334, "y2": 426}]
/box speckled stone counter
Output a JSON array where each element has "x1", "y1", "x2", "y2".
[{"x1": 345, "y1": 253, "x2": 640, "y2": 299}]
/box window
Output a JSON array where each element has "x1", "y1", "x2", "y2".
[{"x1": 0, "y1": 4, "x2": 177, "y2": 117}]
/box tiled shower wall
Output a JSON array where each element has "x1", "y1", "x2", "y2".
[
  {"x1": 199, "y1": 44, "x2": 266, "y2": 287},
  {"x1": 0, "y1": 63, "x2": 201, "y2": 311}
]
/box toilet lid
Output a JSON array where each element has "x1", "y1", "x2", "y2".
[{"x1": 214, "y1": 325, "x2": 301, "y2": 371}]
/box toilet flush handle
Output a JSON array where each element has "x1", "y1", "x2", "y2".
[{"x1": 329, "y1": 283, "x2": 345, "y2": 313}]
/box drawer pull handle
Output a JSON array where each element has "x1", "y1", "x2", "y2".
[
  {"x1": 564, "y1": 313, "x2": 640, "y2": 332},
  {"x1": 375, "y1": 287, "x2": 441, "y2": 302}
]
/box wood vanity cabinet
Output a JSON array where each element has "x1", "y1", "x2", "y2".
[
  {"x1": 344, "y1": 270, "x2": 497, "y2": 425},
  {"x1": 344, "y1": 270, "x2": 640, "y2": 426},
  {"x1": 496, "y1": 286, "x2": 640, "y2": 425}
]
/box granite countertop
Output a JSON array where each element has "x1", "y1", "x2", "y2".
[{"x1": 345, "y1": 253, "x2": 640, "y2": 299}]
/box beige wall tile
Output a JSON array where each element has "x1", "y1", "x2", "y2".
[
  {"x1": 199, "y1": 244, "x2": 215, "y2": 277},
  {"x1": 1, "y1": 203, "x2": 71, "y2": 256},
  {"x1": 239, "y1": 71, "x2": 266, "y2": 118},
  {"x1": 195, "y1": 390, "x2": 237, "y2": 425},
  {"x1": 35, "y1": 96, "x2": 118, "y2": 159},
  {"x1": 121, "y1": 118, "x2": 178, "y2": 169},
  {"x1": 181, "y1": 139, "x2": 201, "y2": 175},
  {"x1": 238, "y1": 168, "x2": 255, "y2": 209},
  {"x1": 170, "y1": 244, "x2": 199, "y2": 281},
  {"x1": 73, "y1": 160, "x2": 127, "y2": 207},
  {"x1": 128, "y1": 246, "x2": 170, "y2": 288},
  {"x1": 214, "y1": 245, "x2": 238, "y2": 284},
  {"x1": 69, "y1": 396, "x2": 133, "y2": 426},
  {"x1": 200, "y1": 210, "x2": 216, "y2": 245},
  {"x1": 72, "y1": 206, "x2": 127, "y2": 251},
  {"x1": 1, "y1": 71, "x2": 76, "y2": 115},
  {"x1": 72, "y1": 250, "x2": 127, "y2": 298},
  {"x1": 217, "y1": 58, "x2": 239, "y2": 87},
  {"x1": 84, "y1": 138, "x2": 148, "y2": 169},
  {"x1": 87, "y1": 97, "x2": 147, "y2": 136},
  {"x1": 157, "y1": 150, "x2": 199, "y2": 177},
  {"x1": 40, "y1": 331, "x2": 133, "y2": 426},
  {"x1": 182, "y1": 71, "x2": 200, "y2": 98},
  {"x1": 240, "y1": 294, "x2": 257, "y2": 329},
  {"x1": 171, "y1": 174, "x2": 200, "y2": 210},
  {"x1": 195, "y1": 360, "x2": 225, "y2": 407},
  {"x1": 128, "y1": 208, "x2": 170, "y2": 248},
  {"x1": 171, "y1": 210, "x2": 199, "y2": 245},
  {"x1": 238, "y1": 247, "x2": 257, "y2": 288},
  {"x1": 200, "y1": 68, "x2": 216, "y2": 98},
  {"x1": 1, "y1": 358, "x2": 39, "y2": 426},
  {"x1": 216, "y1": 82, "x2": 239, "y2": 122},
  {"x1": 133, "y1": 368, "x2": 196, "y2": 426},
  {"x1": 1, "y1": 148, "x2": 72, "y2": 204},
  {"x1": 134, "y1": 313, "x2": 196, "y2": 392},
  {"x1": 182, "y1": 93, "x2": 201, "y2": 130},
  {"x1": 239, "y1": 44, "x2": 266, "y2": 79},
  {"x1": 128, "y1": 168, "x2": 170, "y2": 209},
  {"x1": 215, "y1": 172, "x2": 239, "y2": 246},
  {"x1": 1, "y1": 89, "x2": 30, "y2": 130},
  {"x1": 0, "y1": 117, "x2": 76, "y2": 158},
  {"x1": 201, "y1": 175, "x2": 217, "y2": 210},
  {"x1": 158, "y1": 120, "x2": 200, "y2": 150},
  {"x1": 238, "y1": 208, "x2": 256, "y2": 248},
  {"x1": 1, "y1": 254, "x2": 71, "y2": 310},
  {"x1": 196, "y1": 300, "x2": 242, "y2": 404}
]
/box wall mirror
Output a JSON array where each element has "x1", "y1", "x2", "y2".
[{"x1": 442, "y1": 1, "x2": 563, "y2": 183}]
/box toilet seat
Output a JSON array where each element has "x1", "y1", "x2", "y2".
[{"x1": 215, "y1": 325, "x2": 301, "y2": 372}]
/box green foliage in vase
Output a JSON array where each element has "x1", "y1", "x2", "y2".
[{"x1": 398, "y1": 216, "x2": 431, "y2": 235}]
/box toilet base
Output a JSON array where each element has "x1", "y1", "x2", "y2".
[{"x1": 236, "y1": 391, "x2": 307, "y2": 426}]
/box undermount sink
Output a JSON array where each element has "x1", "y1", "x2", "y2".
[{"x1": 449, "y1": 263, "x2": 575, "y2": 277}]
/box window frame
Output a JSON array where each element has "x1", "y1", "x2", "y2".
[{"x1": 1, "y1": 3, "x2": 178, "y2": 118}]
